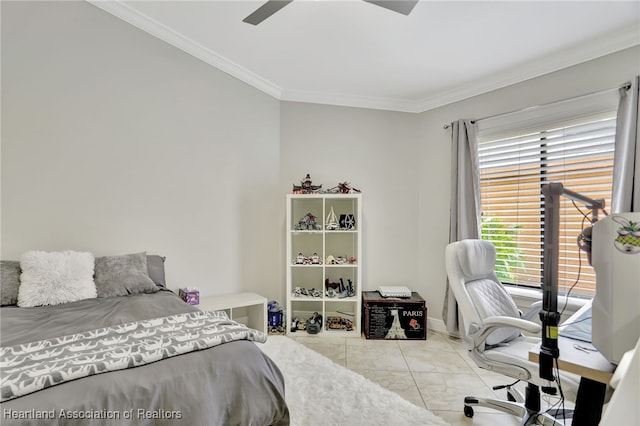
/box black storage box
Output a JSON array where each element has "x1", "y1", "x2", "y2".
[{"x1": 362, "y1": 291, "x2": 427, "y2": 340}]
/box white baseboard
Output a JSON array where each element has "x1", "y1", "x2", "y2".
[{"x1": 427, "y1": 317, "x2": 447, "y2": 333}]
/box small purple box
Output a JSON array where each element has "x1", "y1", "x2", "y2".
[{"x1": 179, "y1": 288, "x2": 199, "y2": 305}]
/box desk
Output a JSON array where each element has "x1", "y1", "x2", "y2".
[
  {"x1": 528, "y1": 336, "x2": 614, "y2": 384},
  {"x1": 528, "y1": 301, "x2": 616, "y2": 426}
]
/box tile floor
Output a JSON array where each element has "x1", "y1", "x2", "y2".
[{"x1": 289, "y1": 330, "x2": 577, "y2": 426}]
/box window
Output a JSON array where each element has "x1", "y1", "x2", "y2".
[{"x1": 478, "y1": 102, "x2": 617, "y2": 297}]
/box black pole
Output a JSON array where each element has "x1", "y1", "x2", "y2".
[{"x1": 540, "y1": 183, "x2": 563, "y2": 381}]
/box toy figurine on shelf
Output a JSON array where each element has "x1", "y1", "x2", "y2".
[
  {"x1": 295, "y1": 212, "x2": 322, "y2": 230},
  {"x1": 328, "y1": 181, "x2": 361, "y2": 194},
  {"x1": 293, "y1": 174, "x2": 322, "y2": 194},
  {"x1": 326, "y1": 206, "x2": 339, "y2": 230},
  {"x1": 339, "y1": 214, "x2": 357, "y2": 230}
]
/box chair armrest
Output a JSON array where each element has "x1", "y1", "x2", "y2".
[
  {"x1": 466, "y1": 316, "x2": 542, "y2": 381},
  {"x1": 468, "y1": 316, "x2": 541, "y2": 347},
  {"x1": 483, "y1": 316, "x2": 542, "y2": 334}
]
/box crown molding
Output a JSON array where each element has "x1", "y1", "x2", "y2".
[
  {"x1": 87, "y1": 0, "x2": 283, "y2": 99},
  {"x1": 280, "y1": 89, "x2": 422, "y2": 113},
  {"x1": 87, "y1": 1, "x2": 638, "y2": 114},
  {"x1": 414, "y1": 23, "x2": 640, "y2": 113}
]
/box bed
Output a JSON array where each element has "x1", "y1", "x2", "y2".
[{"x1": 0, "y1": 252, "x2": 289, "y2": 426}]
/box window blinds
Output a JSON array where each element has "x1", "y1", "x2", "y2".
[{"x1": 478, "y1": 110, "x2": 617, "y2": 296}]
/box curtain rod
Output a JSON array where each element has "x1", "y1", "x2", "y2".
[{"x1": 442, "y1": 81, "x2": 632, "y2": 130}]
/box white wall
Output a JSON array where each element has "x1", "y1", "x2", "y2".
[
  {"x1": 280, "y1": 102, "x2": 422, "y2": 297},
  {"x1": 279, "y1": 47, "x2": 639, "y2": 330},
  {"x1": 2, "y1": 1, "x2": 638, "y2": 329},
  {"x1": 1, "y1": 1, "x2": 282, "y2": 300}
]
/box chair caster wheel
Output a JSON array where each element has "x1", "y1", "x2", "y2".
[{"x1": 464, "y1": 406, "x2": 474, "y2": 418}]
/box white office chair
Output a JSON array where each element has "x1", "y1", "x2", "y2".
[{"x1": 445, "y1": 239, "x2": 579, "y2": 425}]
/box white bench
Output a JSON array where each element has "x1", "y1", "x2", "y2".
[{"x1": 197, "y1": 292, "x2": 267, "y2": 333}]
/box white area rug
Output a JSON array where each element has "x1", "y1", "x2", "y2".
[{"x1": 259, "y1": 336, "x2": 449, "y2": 426}]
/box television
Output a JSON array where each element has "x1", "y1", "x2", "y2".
[{"x1": 591, "y1": 213, "x2": 640, "y2": 365}]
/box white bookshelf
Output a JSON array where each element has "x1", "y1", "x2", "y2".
[{"x1": 286, "y1": 193, "x2": 362, "y2": 337}]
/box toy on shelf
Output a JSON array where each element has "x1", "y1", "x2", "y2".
[
  {"x1": 306, "y1": 312, "x2": 323, "y2": 334},
  {"x1": 290, "y1": 312, "x2": 324, "y2": 334},
  {"x1": 292, "y1": 175, "x2": 362, "y2": 194},
  {"x1": 325, "y1": 278, "x2": 356, "y2": 298},
  {"x1": 327, "y1": 316, "x2": 354, "y2": 331},
  {"x1": 339, "y1": 214, "x2": 357, "y2": 230},
  {"x1": 293, "y1": 286, "x2": 322, "y2": 298},
  {"x1": 293, "y1": 174, "x2": 322, "y2": 194},
  {"x1": 325, "y1": 255, "x2": 357, "y2": 265},
  {"x1": 294, "y1": 212, "x2": 322, "y2": 231},
  {"x1": 325, "y1": 208, "x2": 357, "y2": 231},
  {"x1": 327, "y1": 181, "x2": 361, "y2": 194},
  {"x1": 292, "y1": 252, "x2": 323, "y2": 265},
  {"x1": 326, "y1": 206, "x2": 339, "y2": 230},
  {"x1": 290, "y1": 317, "x2": 306, "y2": 332}
]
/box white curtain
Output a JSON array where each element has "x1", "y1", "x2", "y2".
[
  {"x1": 612, "y1": 75, "x2": 640, "y2": 213},
  {"x1": 442, "y1": 119, "x2": 480, "y2": 333}
]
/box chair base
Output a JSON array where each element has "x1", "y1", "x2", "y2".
[{"x1": 463, "y1": 383, "x2": 574, "y2": 425}]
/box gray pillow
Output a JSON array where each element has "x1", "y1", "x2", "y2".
[
  {"x1": 1, "y1": 260, "x2": 21, "y2": 306},
  {"x1": 147, "y1": 255, "x2": 166, "y2": 288},
  {"x1": 94, "y1": 252, "x2": 158, "y2": 298}
]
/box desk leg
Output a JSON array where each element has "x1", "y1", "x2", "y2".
[{"x1": 573, "y1": 377, "x2": 606, "y2": 426}]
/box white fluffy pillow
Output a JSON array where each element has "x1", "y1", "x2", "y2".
[{"x1": 18, "y1": 250, "x2": 97, "y2": 307}]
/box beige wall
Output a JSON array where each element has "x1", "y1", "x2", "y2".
[
  {"x1": 279, "y1": 47, "x2": 640, "y2": 330},
  {"x1": 2, "y1": 1, "x2": 638, "y2": 326},
  {"x1": 1, "y1": 1, "x2": 282, "y2": 300},
  {"x1": 280, "y1": 102, "x2": 422, "y2": 295}
]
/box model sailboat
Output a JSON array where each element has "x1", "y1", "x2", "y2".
[{"x1": 326, "y1": 206, "x2": 339, "y2": 230}]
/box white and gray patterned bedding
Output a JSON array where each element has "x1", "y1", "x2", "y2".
[{"x1": 0, "y1": 290, "x2": 289, "y2": 425}]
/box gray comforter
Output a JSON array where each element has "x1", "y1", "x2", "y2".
[{"x1": 0, "y1": 290, "x2": 290, "y2": 426}]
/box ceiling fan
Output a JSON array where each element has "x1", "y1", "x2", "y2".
[{"x1": 243, "y1": 0, "x2": 418, "y2": 25}]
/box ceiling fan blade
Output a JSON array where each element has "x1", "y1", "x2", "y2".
[
  {"x1": 363, "y1": 0, "x2": 418, "y2": 16},
  {"x1": 243, "y1": 0, "x2": 294, "y2": 25}
]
